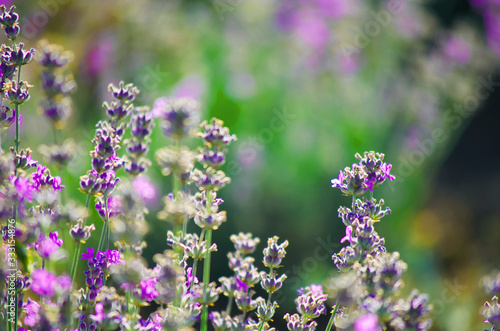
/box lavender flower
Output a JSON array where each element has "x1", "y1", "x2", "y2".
[
  {"x1": 326, "y1": 152, "x2": 431, "y2": 330},
  {"x1": 0, "y1": 104, "x2": 15, "y2": 129},
  {"x1": 14, "y1": 148, "x2": 38, "y2": 169},
  {"x1": 263, "y1": 236, "x2": 289, "y2": 269},
  {"x1": 81, "y1": 248, "x2": 124, "y2": 302},
  {"x1": 483, "y1": 296, "x2": 500, "y2": 330},
  {"x1": 81, "y1": 82, "x2": 138, "y2": 197},
  {"x1": 2, "y1": 43, "x2": 35, "y2": 67},
  {"x1": 32, "y1": 232, "x2": 64, "y2": 260},
  {"x1": 31, "y1": 164, "x2": 65, "y2": 192},
  {"x1": 4, "y1": 80, "x2": 31, "y2": 105},
  {"x1": 153, "y1": 97, "x2": 200, "y2": 140},
  {"x1": 124, "y1": 106, "x2": 154, "y2": 175},
  {"x1": 69, "y1": 219, "x2": 96, "y2": 244},
  {"x1": 38, "y1": 139, "x2": 76, "y2": 168},
  {"x1": 0, "y1": 5, "x2": 20, "y2": 39}
]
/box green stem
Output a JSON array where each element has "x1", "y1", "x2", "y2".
[
  {"x1": 14, "y1": 66, "x2": 21, "y2": 156},
  {"x1": 97, "y1": 221, "x2": 108, "y2": 253},
  {"x1": 258, "y1": 266, "x2": 274, "y2": 331},
  {"x1": 226, "y1": 296, "x2": 233, "y2": 316},
  {"x1": 200, "y1": 190, "x2": 213, "y2": 331},
  {"x1": 325, "y1": 302, "x2": 339, "y2": 331},
  {"x1": 126, "y1": 291, "x2": 131, "y2": 315},
  {"x1": 191, "y1": 259, "x2": 198, "y2": 291},
  {"x1": 106, "y1": 215, "x2": 110, "y2": 251},
  {"x1": 70, "y1": 194, "x2": 91, "y2": 285},
  {"x1": 200, "y1": 229, "x2": 212, "y2": 331},
  {"x1": 173, "y1": 139, "x2": 182, "y2": 234}
]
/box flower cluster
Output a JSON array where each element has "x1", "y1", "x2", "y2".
[
  {"x1": 325, "y1": 152, "x2": 432, "y2": 331},
  {"x1": 153, "y1": 97, "x2": 201, "y2": 140},
  {"x1": 482, "y1": 271, "x2": 500, "y2": 331},
  {"x1": 36, "y1": 40, "x2": 76, "y2": 169},
  {"x1": 331, "y1": 151, "x2": 395, "y2": 196},
  {"x1": 210, "y1": 234, "x2": 288, "y2": 331},
  {"x1": 284, "y1": 285, "x2": 327, "y2": 331},
  {"x1": 124, "y1": 106, "x2": 154, "y2": 176},
  {"x1": 79, "y1": 82, "x2": 138, "y2": 197},
  {"x1": 37, "y1": 40, "x2": 75, "y2": 130}
]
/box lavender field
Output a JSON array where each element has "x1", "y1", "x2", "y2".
[{"x1": 1, "y1": 0, "x2": 500, "y2": 330}]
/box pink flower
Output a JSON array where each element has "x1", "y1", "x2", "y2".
[
  {"x1": 353, "y1": 313, "x2": 381, "y2": 331},
  {"x1": 294, "y1": 8, "x2": 330, "y2": 50},
  {"x1": 132, "y1": 176, "x2": 158, "y2": 205},
  {"x1": 91, "y1": 303, "x2": 106, "y2": 323},
  {"x1": 23, "y1": 299, "x2": 40, "y2": 327},
  {"x1": 140, "y1": 277, "x2": 159, "y2": 302},
  {"x1": 317, "y1": 0, "x2": 350, "y2": 18},
  {"x1": 10, "y1": 176, "x2": 33, "y2": 203},
  {"x1": 31, "y1": 269, "x2": 57, "y2": 296},
  {"x1": 443, "y1": 36, "x2": 470, "y2": 63},
  {"x1": 105, "y1": 249, "x2": 124, "y2": 266},
  {"x1": 33, "y1": 233, "x2": 63, "y2": 259},
  {"x1": 310, "y1": 284, "x2": 323, "y2": 297}
]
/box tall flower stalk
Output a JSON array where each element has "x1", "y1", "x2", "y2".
[
  {"x1": 324, "y1": 151, "x2": 432, "y2": 330},
  {"x1": 0, "y1": 5, "x2": 35, "y2": 331},
  {"x1": 192, "y1": 118, "x2": 236, "y2": 330},
  {"x1": 72, "y1": 82, "x2": 138, "y2": 286}
]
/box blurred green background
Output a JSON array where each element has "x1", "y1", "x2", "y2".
[{"x1": 7, "y1": 0, "x2": 500, "y2": 329}]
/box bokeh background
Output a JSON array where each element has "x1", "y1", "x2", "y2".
[{"x1": 6, "y1": 0, "x2": 500, "y2": 329}]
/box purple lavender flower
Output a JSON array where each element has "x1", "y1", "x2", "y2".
[
  {"x1": 36, "y1": 40, "x2": 74, "y2": 68},
  {"x1": 0, "y1": 4, "x2": 19, "y2": 38},
  {"x1": 262, "y1": 236, "x2": 289, "y2": 268},
  {"x1": 2, "y1": 43, "x2": 35, "y2": 67},
  {"x1": 10, "y1": 175, "x2": 33, "y2": 203},
  {"x1": 198, "y1": 118, "x2": 237, "y2": 149},
  {"x1": 0, "y1": 105, "x2": 15, "y2": 129},
  {"x1": 331, "y1": 164, "x2": 368, "y2": 196},
  {"x1": 153, "y1": 97, "x2": 201, "y2": 140},
  {"x1": 14, "y1": 148, "x2": 38, "y2": 169},
  {"x1": 81, "y1": 247, "x2": 95, "y2": 260},
  {"x1": 140, "y1": 277, "x2": 159, "y2": 302},
  {"x1": 91, "y1": 302, "x2": 106, "y2": 323},
  {"x1": 32, "y1": 232, "x2": 63, "y2": 259},
  {"x1": 31, "y1": 164, "x2": 65, "y2": 192},
  {"x1": 125, "y1": 107, "x2": 154, "y2": 175},
  {"x1": 95, "y1": 195, "x2": 122, "y2": 219},
  {"x1": 5, "y1": 80, "x2": 31, "y2": 105}
]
